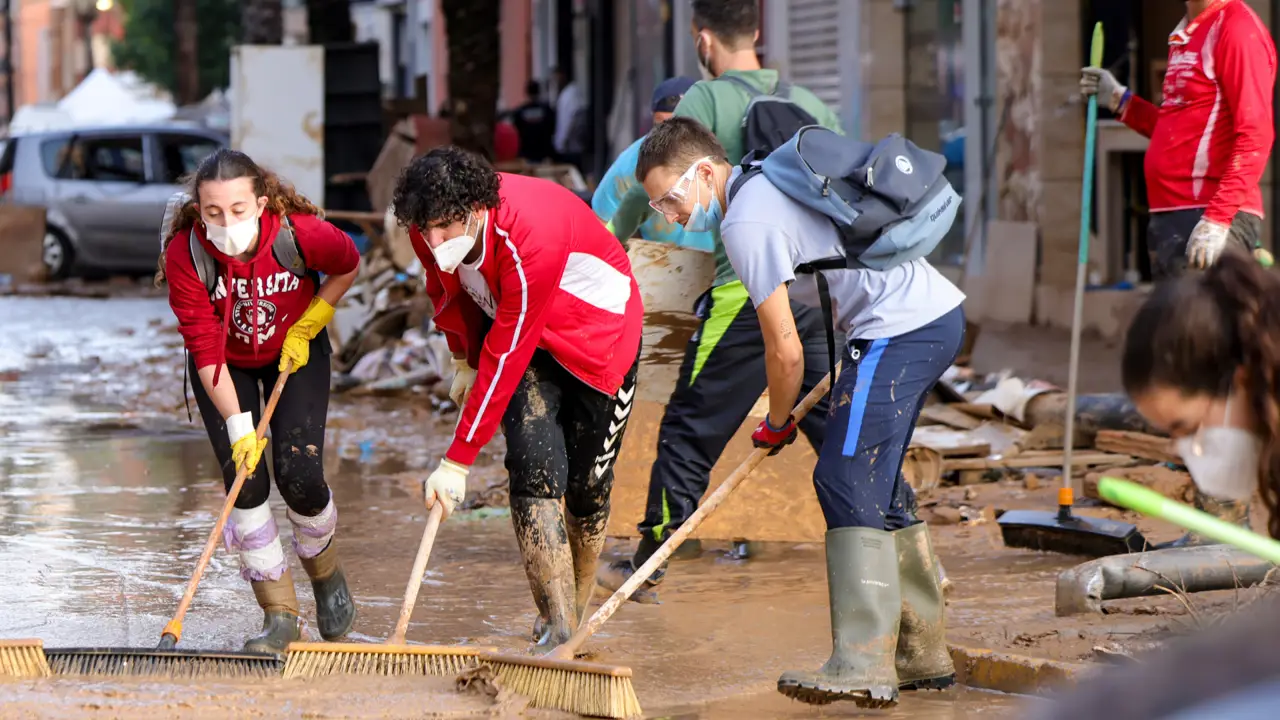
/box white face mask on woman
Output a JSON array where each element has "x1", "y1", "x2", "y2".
[
  {"x1": 206, "y1": 212, "x2": 260, "y2": 256},
  {"x1": 1174, "y1": 393, "x2": 1263, "y2": 502}
]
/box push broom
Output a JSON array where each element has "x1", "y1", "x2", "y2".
[
  {"x1": 476, "y1": 367, "x2": 837, "y2": 718},
  {"x1": 997, "y1": 22, "x2": 1147, "y2": 558},
  {"x1": 282, "y1": 503, "x2": 496, "y2": 677},
  {"x1": 37, "y1": 364, "x2": 294, "y2": 678}
]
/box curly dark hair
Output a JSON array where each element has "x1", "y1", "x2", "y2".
[{"x1": 391, "y1": 146, "x2": 502, "y2": 230}]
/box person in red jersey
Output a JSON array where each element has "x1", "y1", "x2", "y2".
[
  {"x1": 1081, "y1": 0, "x2": 1275, "y2": 545},
  {"x1": 159, "y1": 148, "x2": 361, "y2": 655},
  {"x1": 1082, "y1": 0, "x2": 1276, "y2": 278},
  {"x1": 392, "y1": 146, "x2": 643, "y2": 649}
]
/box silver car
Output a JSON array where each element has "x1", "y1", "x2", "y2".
[{"x1": 0, "y1": 124, "x2": 227, "y2": 278}]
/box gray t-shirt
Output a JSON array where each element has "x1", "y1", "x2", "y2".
[{"x1": 720, "y1": 169, "x2": 965, "y2": 340}]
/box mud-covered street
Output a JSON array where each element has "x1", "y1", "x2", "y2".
[{"x1": 0, "y1": 293, "x2": 1240, "y2": 718}]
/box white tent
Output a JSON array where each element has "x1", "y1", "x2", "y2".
[{"x1": 9, "y1": 69, "x2": 175, "y2": 133}]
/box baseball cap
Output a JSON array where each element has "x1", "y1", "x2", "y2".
[{"x1": 652, "y1": 77, "x2": 698, "y2": 113}]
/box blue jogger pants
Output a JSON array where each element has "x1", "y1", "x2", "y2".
[{"x1": 813, "y1": 306, "x2": 965, "y2": 530}]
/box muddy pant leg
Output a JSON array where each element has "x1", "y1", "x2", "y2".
[
  {"x1": 563, "y1": 350, "x2": 640, "y2": 623},
  {"x1": 884, "y1": 308, "x2": 966, "y2": 532},
  {"x1": 637, "y1": 283, "x2": 770, "y2": 559},
  {"x1": 503, "y1": 351, "x2": 576, "y2": 646},
  {"x1": 814, "y1": 309, "x2": 965, "y2": 530},
  {"x1": 1147, "y1": 209, "x2": 1260, "y2": 281},
  {"x1": 188, "y1": 356, "x2": 273, "y2": 509}
]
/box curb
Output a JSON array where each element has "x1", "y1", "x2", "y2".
[{"x1": 948, "y1": 644, "x2": 1094, "y2": 695}]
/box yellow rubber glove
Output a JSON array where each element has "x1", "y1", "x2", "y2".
[
  {"x1": 279, "y1": 297, "x2": 335, "y2": 374},
  {"x1": 227, "y1": 411, "x2": 268, "y2": 475},
  {"x1": 425, "y1": 459, "x2": 469, "y2": 518}
]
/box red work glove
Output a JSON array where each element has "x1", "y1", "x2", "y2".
[{"x1": 752, "y1": 415, "x2": 798, "y2": 456}]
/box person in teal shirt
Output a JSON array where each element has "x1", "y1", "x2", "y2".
[{"x1": 593, "y1": 76, "x2": 714, "y2": 251}]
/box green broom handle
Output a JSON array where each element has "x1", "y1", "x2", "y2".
[
  {"x1": 1063, "y1": 23, "x2": 1105, "y2": 498},
  {"x1": 1097, "y1": 477, "x2": 1280, "y2": 564}
]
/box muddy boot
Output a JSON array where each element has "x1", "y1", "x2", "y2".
[
  {"x1": 777, "y1": 527, "x2": 901, "y2": 708},
  {"x1": 893, "y1": 523, "x2": 955, "y2": 691},
  {"x1": 1154, "y1": 487, "x2": 1250, "y2": 549},
  {"x1": 566, "y1": 508, "x2": 609, "y2": 624},
  {"x1": 595, "y1": 533, "x2": 664, "y2": 604},
  {"x1": 244, "y1": 569, "x2": 302, "y2": 656},
  {"x1": 511, "y1": 496, "x2": 577, "y2": 649},
  {"x1": 299, "y1": 541, "x2": 356, "y2": 641}
]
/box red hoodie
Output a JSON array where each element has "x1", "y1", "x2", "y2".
[
  {"x1": 166, "y1": 212, "x2": 360, "y2": 376},
  {"x1": 411, "y1": 173, "x2": 644, "y2": 466},
  {"x1": 1120, "y1": 0, "x2": 1276, "y2": 224}
]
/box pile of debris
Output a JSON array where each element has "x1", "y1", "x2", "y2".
[{"x1": 905, "y1": 367, "x2": 1189, "y2": 521}]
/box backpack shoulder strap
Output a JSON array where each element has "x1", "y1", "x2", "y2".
[
  {"x1": 188, "y1": 233, "x2": 218, "y2": 295},
  {"x1": 772, "y1": 79, "x2": 794, "y2": 99},
  {"x1": 718, "y1": 74, "x2": 762, "y2": 98},
  {"x1": 272, "y1": 215, "x2": 309, "y2": 278},
  {"x1": 728, "y1": 162, "x2": 765, "y2": 205}
]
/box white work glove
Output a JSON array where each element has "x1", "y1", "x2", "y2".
[
  {"x1": 424, "y1": 459, "x2": 469, "y2": 518},
  {"x1": 226, "y1": 411, "x2": 267, "y2": 475},
  {"x1": 449, "y1": 356, "x2": 477, "y2": 407},
  {"x1": 1186, "y1": 218, "x2": 1232, "y2": 269},
  {"x1": 1080, "y1": 67, "x2": 1127, "y2": 112}
]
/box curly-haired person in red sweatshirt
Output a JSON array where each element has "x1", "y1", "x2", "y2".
[{"x1": 158, "y1": 149, "x2": 360, "y2": 655}]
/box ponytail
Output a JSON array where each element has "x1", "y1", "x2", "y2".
[{"x1": 1202, "y1": 251, "x2": 1280, "y2": 539}]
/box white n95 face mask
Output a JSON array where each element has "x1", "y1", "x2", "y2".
[
  {"x1": 1174, "y1": 395, "x2": 1263, "y2": 502},
  {"x1": 432, "y1": 214, "x2": 480, "y2": 274},
  {"x1": 206, "y1": 214, "x2": 259, "y2": 256}
]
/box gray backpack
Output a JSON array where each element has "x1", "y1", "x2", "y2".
[
  {"x1": 727, "y1": 126, "x2": 961, "y2": 392},
  {"x1": 159, "y1": 191, "x2": 312, "y2": 295}
]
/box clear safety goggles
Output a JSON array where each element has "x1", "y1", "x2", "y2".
[{"x1": 648, "y1": 156, "x2": 712, "y2": 215}]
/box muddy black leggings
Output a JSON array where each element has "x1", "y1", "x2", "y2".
[
  {"x1": 501, "y1": 348, "x2": 640, "y2": 518},
  {"x1": 189, "y1": 332, "x2": 332, "y2": 516}
]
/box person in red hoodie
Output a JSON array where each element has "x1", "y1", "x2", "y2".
[
  {"x1": 391, "y1": 146, "x2": 643, "y2": 648},
  {"x1": 1081, "y1": 0, "x2": 1275, "y2": 544},
  {"x1": 158, "y1": 148, "x2": 361, "y2": 655},
  {"x1": 1081, "y1": 0, "x2": 1276, "y2": 279}
]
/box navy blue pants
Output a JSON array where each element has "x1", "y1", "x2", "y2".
[{"x1": 814, "y1": 306, "x2": 965, "y2": 530}]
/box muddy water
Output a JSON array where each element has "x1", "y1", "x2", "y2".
[{"x1": 1, "y1": 296, "x2": 1024, "y2": 717}]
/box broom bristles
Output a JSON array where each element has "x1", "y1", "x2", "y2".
[
  {"x1": 0, "y1": 640, "x2": 51, "y2": 678},
  {"x1": 44, "y1": 649, "x2": 282, "y2": 679},
  {"x1": 478, "y1": 652, "x2": 642, "y2": 719},
  {"x1": 282, "y1": 643, "x2": 494, "y2": 679}
]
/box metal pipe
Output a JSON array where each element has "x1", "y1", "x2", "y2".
[{"x1": 1056, "y1": 545, "x2": 1277, "y2": 616}]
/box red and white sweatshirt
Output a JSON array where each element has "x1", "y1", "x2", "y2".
[
  {"x1": 1121, "y1": 0, "x2": 1276, "y2": 224},
  {"x1": 411, "y1": 173, "x2": 644, "y2": 467},
  {"x1": 167, "y1": 212, "x2": 360, "y2": 375}
]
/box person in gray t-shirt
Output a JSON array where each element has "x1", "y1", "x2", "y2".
[{"x1": 636, "y1": 117, "x2": 966, "y2": 707}]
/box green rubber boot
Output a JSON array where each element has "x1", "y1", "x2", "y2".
[
  {"x1": 243, "y1": 569, "x2": 302, "y2": 656},
  {"x1": 893, "y1": 523, "x2": 955, "y2": 690},
  {"x1": 777, "y1": 527, "x2": 901, "y2": 708}
]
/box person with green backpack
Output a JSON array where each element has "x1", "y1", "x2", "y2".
[{"x1": 597, "y1": 0, "x2": 854, "y2": 598}]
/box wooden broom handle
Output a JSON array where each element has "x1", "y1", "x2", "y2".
[
  {"x1": 552, "y1": 365, "x2": 840, "y2": 660},
  {"x1": 161, "y1": 361, "x2": 293, "y2": 645},
  {"x1": 388, "y1": 503, "x2": 445, "y2": 645}
]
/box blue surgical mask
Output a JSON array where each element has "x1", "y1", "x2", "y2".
[{"x1": 684, "y1": 177, "x2": 722, "y2": 234}]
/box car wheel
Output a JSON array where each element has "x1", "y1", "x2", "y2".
[{"x1": 42, "y1": 228, "x2": 74, "y2": 280}]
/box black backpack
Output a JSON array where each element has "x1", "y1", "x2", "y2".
[{"x1": 718, "y1": 74, "x2": 820, "y2": 158}]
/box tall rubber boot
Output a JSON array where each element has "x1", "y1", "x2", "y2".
[
  {"x1": 244, "y1": 568, "x2": 302, "y2": 655},
  {"x1": 1154, "y1": 487, "x2": 1250, "y2": 549},
  {"x1": 299, "y1": 541, "x2": 357, "y2": 641},
  {"x1": 566, "y1": 508, "x2": 610, "y2": 624},
  {"x1": 511, "y1": 496, "x2": 577, "y2": 649},
  {"x1": 893, "y1": 523, "x2": 955, "y2": 690},
  {"x1": 777, "y1": 527, "x2": 901, "y2": 708},
  {"x1": 594, "y1": 532, "x2": 664, "y2": 604}
]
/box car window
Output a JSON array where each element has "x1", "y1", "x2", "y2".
[
  {"x1": 40, "y1": 138, "x2": 70, "y2": 177},
  {"x1": 158, "y1": 134, "x2": 221, "y2": 184},
  {"x1": 52, "y1": 136, "x2": 147, "y2": 182}
]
